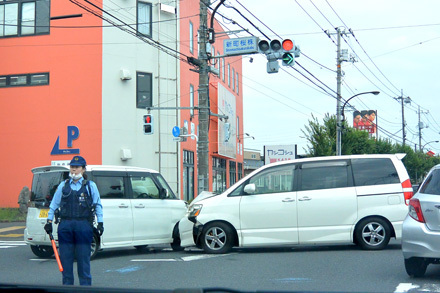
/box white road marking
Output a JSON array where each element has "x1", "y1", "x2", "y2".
[
  {"x1": 131, "y1": 253, "x2": 232, "y2": 262},
  {"x1": 395, "y1": 283, "x2": 420, "y2": 292},
  {"x1": 0, "y1": 241, "x2": 27, "y2": 249},
  {"x1": 0, "y1": 241, "x2": 26, "y2": 245}
]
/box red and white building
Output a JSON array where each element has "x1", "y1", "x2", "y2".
[{"x1": 0, "y1": 0, "x2": 243, "y2": 207}]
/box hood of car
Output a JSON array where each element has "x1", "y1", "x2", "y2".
[{"x1": 190, "y1": 191, "x2": 218, "y2": 205}]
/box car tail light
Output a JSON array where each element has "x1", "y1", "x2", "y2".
[
  {"x1": 408, "y1": 198, "x2": 425, "y2": 223},
  {"x1": 402, "y1": 179, "x2": 414, "y2": 205}
]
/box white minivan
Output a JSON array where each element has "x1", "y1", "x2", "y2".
[
  {"x1": 179, "y1": 154, "x2": 414, "y2": 254},
  {"x1": 25, "y1": 165, "x2": 187, "y2": 258}
]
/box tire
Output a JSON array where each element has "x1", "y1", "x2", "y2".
[
  {"x1": 30, "y1": 245, "x2": 54, "y2": 258},
  {"x1": 134, "y1": 245, "x2": 149, "y2": 252},
  {"x1": 201, "y1": 222, "x2": 234, "y2": 254},
  {"x1": 171, "y1": 237, "x2": 184, "y2": 251},
  {"x1": 355, "y1": 217, "x2": 391, "y2": 250},
  {"x1": 405, "y1": 258, "x2": 428, "y2": 277},
  {"x1": 90, "y1": 233, "x2": 99, "y2": 260}
]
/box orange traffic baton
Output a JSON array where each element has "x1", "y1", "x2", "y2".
[{"x1": 49, "y1": 233, "x2": 63, "y2": 272}]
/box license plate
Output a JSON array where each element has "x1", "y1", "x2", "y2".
[{"x1": 39, "y1": 209, "x2": 49, "y2": 218}]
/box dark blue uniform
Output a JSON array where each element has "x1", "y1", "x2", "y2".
[{"x1": 48, "y1": 176, "x2": 103, "y2": 286}]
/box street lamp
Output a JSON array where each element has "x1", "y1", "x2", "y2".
[
  {"x1": 341, "y1": 91, "x2": 380, "y2": 122},
  {"x1": 238, "y1": 133, "x2": 255, "y2": 142},
  {"x1": 337, "y1": 91, "x2": 380, "y2": 156},
  {"x1": 422, "y1": 140, "x2": 439, "y2": 151}
]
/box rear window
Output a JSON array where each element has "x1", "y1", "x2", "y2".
[
  {"x1": 352, "y1": 158, "x2": 400, "y2": 186},
  {"x1": 419, "y1": 169, "x2": 440, "y2": 195},
  {"x1": 31, "y1": 171, "x2": 69, "y2": 207}
]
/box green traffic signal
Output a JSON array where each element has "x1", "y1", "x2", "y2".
[{"x1": 282, "y1": 52, "x2": 294, "y2": 66}]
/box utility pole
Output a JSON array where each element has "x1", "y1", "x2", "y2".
[
  {"x1": 418, "y1": 105, "x2": 424, "y2": 151},
  {"x1": 400, "y1": 90, "x2": 406, "y2": 147},
  {"x1": 198, "y1": 0, "x2": 210, "y2": 193},
  {"x1": 335, "y1": 28, "x2": 342, "y2": 156},
  {"x1": 417, "y1": 105, "x2": 429, "y2": 152}
]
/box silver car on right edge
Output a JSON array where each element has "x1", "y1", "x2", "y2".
[{"x1": 402, "y1": 164, "x2": 440, "y2": 277}]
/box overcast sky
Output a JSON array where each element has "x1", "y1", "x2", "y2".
[{"x1": 214, "y1": 0, "x2": 440, "y2": 155}]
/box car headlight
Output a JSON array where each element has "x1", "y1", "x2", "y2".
[{"x1": 188, "y1": 204, "x2": 203, "y2": 218}]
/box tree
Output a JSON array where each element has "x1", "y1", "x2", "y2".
[{"x1": 302, "y1": 113, "x2": 440, "y2": 183}]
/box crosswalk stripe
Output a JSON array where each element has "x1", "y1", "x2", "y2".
[{"x1": 0, "y1": 241, "x2": 26, "y2": 245}]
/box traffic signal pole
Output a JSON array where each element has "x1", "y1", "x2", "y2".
[{"x1": 198, "y1": 0, "x2": 210, "y2": 193}]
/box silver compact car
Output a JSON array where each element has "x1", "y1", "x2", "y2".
[{"x1": 402, "y1": 164, "x2": 440, "y2": 277}]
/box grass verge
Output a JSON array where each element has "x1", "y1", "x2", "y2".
[{"x1": 0, "y1": 208, "x2": 26, "y2": 222}]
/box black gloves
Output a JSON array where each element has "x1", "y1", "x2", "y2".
[
  {"x1": 97, "y1": 222, "x2": 104, "y2": 236},
  {"x1": 44, "y1": 221, "x2": 52, "y2": 234}
]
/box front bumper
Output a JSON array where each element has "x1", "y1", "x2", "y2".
[
  {"x1": 402, "y1": 216, "x2": 440, "y2": 259},
  {"x1": 179, "y1": 216, "x2": 204, "y2": 247}
]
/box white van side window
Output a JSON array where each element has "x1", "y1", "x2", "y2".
[
  {"x1": 352, "y1": 158, "x2": 399, "y2": 186},
  {"x1": 248, "y1": 165, "x2": 294, "y2": 195},
  {"x1": 131, "y1": 175, "x2": 160, "y2": 199},
  {"x1": 95, "y1": 176, "x2": 125, "y2": 199},
  {"x1": 301, "y1": 162, "x2": 349, "y2": 191}
]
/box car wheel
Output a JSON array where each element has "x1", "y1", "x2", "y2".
[
  {"x1": 90, "y1": 233, "x2": 99, "y2": 260},
  {"x1": 355, "y1": 217, "x2": 391, "y2": 250},
  {"x1": 201, "y1": 222, "x2": 234, "y2": 254},
  {"x1": 134, "y1": 245, "x2": 149, "y2": 252},
  {"x1": 171, "y1": 237, "x2": 184, "y2": 251},
  {"x1": 405, "y1": 258, "x2": 428, "y2": 277},
  {"x1": 30, "y1": 245, "x2": 54, "y2": 258}
]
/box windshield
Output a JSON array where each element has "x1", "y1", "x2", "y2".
[
  {"x1": 419, "y1": 169, "x2": 440, "y2": 195},
  {"x1": 30, "y1": 171, "x2": 69, "y2": 207}
]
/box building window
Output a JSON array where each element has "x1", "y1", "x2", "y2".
[
  {"x1": 229, "y1": 161, "x2": 236, "y2": 186},
  {"x1": 183, "y1": 150, "x2": 195, "y2": 201},
  {"x1": 136, "y1": 72, "x2": 152, "y2": 108},
  {"x1": 189, "y1": 21, "x2": 193, "y2": 54},
  {"x1": 236, "y1": 116, "x2": 239, "y2": 139},
  {"x1": 222, "y1": 58, "x2": 225, "y2": 82},
  {"x1": 137, "y1": 1, "x2": 152, "y2": 37},
  {"x1": 227, "y1": 63, "x2": 230, "y2": 87},
  {"x1": 236, "y1": 72, "x2": 239, "y2": 94},
  {"x1": 0, "y1": 0, "x2": 49, "y2": 38},
  {"x1": 238, "y1": 163, "x2": 243, "y2": 180},
  {"x1": 217, "y1": 51, "x2": 220, "y2": 70},
  {"x1": 0, "y1": 72, "x2": 49, "y2": 87},
  {"x1": 232, "y1": 68, "x2": 235, "y2": 91},
  {"x1": 212, "y1": 157, "x2": 226, "y2": 194},
  {"x1": 189, "y1": 84, "x2": 194, "y2": 117}
]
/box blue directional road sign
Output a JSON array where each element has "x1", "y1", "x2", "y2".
[{"x1": 172, "y1": 126, "x2": 180, "y2": 137}]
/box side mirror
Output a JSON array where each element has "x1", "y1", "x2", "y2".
[
  {"x1": 243, "y1": 183, "x2": 256, "y2": 195},
  {"x1": 159, "y1": 188, "x2": 168, "y2": 199}
]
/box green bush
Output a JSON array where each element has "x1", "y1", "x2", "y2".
[{"x1": 0, "y1": 208, "x2": 26, "y2": 222}]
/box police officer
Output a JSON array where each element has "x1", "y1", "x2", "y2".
[{"x1": 44, "y1": 156, "x2": 103, "y2": 286}]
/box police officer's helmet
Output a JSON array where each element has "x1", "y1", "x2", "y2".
[{"x1": 70, "y1": 156, "x2": 87, "y2": 167}]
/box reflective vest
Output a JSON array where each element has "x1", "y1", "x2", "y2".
[{"x1": 59, "y1": 179, "x2": 93, "y2": 220}]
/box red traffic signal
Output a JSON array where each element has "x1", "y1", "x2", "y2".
[
  {"x1": 143, "y1": 114, "x2": 153, "y2": 135},
  {"x1": 282, "y1": 39, "x2": 294, "y2": 51}
]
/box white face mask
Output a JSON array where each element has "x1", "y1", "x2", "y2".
[{"x1": 69, "y1": 172, "x2": 83, "y2": 181}]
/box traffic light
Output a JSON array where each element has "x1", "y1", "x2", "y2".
[
  {"x1": 143, "y1": 114, "x2": 153, "y2": 135},
  {"x1": 258, "y1": 39, "x2": 300, "y2": 73},
  {"x1": 281, "y1": 39, "x2": 297, "y2": 66}
]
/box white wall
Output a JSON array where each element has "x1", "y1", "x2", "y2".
[{"x1": 101, "y1": 0, "x2": 180, "y2": 194}]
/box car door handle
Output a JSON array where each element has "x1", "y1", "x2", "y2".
[
  {"x1": 282, "y1": 198, "x2": 295, "y2": 202},
  {"x1": 118, "y1": 204, "x2": 129, "y2": 208},
  {"x1": 134, "y1": 204, "x2": 145, "y2": 209},
  {"x1": 298, "y1": 197, "x2": 311, "y2": 201}
]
